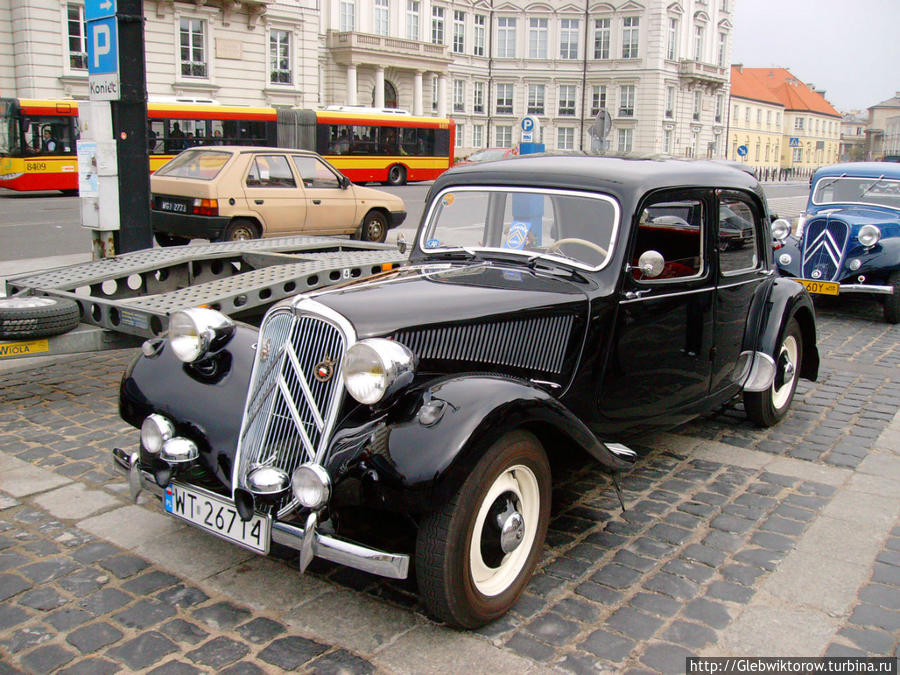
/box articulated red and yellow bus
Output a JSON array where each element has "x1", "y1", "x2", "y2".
[{"x1": 0, "y1": 98, "x2": 454, "y2": 193}]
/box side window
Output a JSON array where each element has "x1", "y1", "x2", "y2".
[
  {"x1": 634, "y1": 198, "x2": 704, "y2": 281},
  {"x1": 291, "y1": 156, "x2": 341, "y2": 189},
  {"x1": 718, "y1": 196, "x2": 759, "y2": 275},
  {"x1": 246, "y1": 155, "x2": 296, "y2": 187}
]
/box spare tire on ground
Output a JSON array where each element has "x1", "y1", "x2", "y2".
[{"x1": 0, "y1": 296, "x2": 81, "y2": 340}]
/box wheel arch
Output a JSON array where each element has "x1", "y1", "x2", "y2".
[
  {"x1": 752, "y1": 277, "x2": 819, "y2": 382},
  {"x1": 228, "y1": 215, "x2": 264, "y2": 237}
]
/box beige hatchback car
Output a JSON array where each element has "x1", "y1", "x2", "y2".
[{"x1": 150, "y1": 146, "x2": 407, "y2": 245}]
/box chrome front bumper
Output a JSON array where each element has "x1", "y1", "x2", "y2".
[
  {"x1": 838, "y1": 283, "x2": 893, "y2": 296},
  {"x1": 112, "y1": 448, "x2": 409, "y2": 580}
]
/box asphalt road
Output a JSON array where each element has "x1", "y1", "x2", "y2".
[{"x1": 0, "y1": 181, "x2": 806, "y2": 264}]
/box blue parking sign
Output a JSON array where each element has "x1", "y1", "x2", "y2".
[
  {"x1": 87, "y1": 17, "x2": 118, "y2": 75},
  {"x1": 85, "y1": 0, "x2": 117, "y2": 22}
]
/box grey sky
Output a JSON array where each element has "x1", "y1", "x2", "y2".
[{"x1": 732, "y1": 0, "x2": 900, "y2": 113}]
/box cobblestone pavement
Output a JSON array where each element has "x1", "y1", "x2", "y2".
[{"x1": 0, "y1": 296, "x2": 899, "y2": 674}]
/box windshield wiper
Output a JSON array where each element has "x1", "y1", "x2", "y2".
[
  {"x1": 859, "y1": 174, "x2": 887, "y2": 199},
  {"x1": 815, "y1": 172, "x2": 846, "y2": 195}
]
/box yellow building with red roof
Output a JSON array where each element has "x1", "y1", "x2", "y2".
[{"x1": 728, "y1": 66, "x2": 841, "y2": 177}]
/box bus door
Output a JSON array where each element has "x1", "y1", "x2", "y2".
[{"x1": 290, "y1": 154, "x2": 358, "y2": 235}]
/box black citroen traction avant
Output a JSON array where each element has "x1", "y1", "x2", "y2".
[{"x1": 113, "y1": 154, "x2": 819, "y2": 628}]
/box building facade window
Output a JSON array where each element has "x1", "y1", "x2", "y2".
[
  {"x1": 496, "y1": 83, "x2": 514, "y2": 114},
  {"x1": 269, "y1": 29, "x2": 291, "y2": 84},
  {"x1": 693, "y1": 91, "x2": 702, "y2": 121},
  {"x1": 594, "y1": 18, "x2": 610, "y2": 59},
  {"x1": 733, "y1": 105, "x2": 739, "y2": 122},
  {"x1": 745, "y1": 107, "x2": 750, "y2": 123},
  {"x1": 665, "y1": 86, "x2": 675, "y2": 118},
  {"x1": 473, "y1": 81, "x2": 485, "y2": 113},
  {"x1": 666, "y1": 18, "x2": 678, "y2": 60},
  {"x1": 496, "y1": 125, "x2": 513, "y2": 147},
  {"x1": 179, "y1": 18, "x2": 207, "y2": 78},
  {"x1": 67, "y1": 4, "x2": 88, "y2": 71},
  {"x1": 473, "y1": 124, "x2": 484, "y2": 148},
  {"x1": 618, "y1": 84, "x2": 635, "y2": 117},
  {"x1": 717, "y1": 32, "x2": 727, "y2": 67},
  {"x1": 431, "y1": 6, "x2": 444, "y2": 44},
  {"x1": 591, "y1": 85, "x2": 607, "y2": 116},
  {"x1": 795, "y1": 117, "x2": 804, "y2": 130},
  {"x1": 432, "y1": 76, "x2": 438, "y2": 111},
  {"x1": 766, "y1": 110, "x2": 772, "y2": 126},
  {"x1": 622, "y1": 16, "x2": 639, "y2": 59},
  {"x1": 558, "y1": 84, "x2": 576, "y2": 116},
  {"x1": 793, "y1": 147, "x2": 802, "y2": 162},
  {"x1": 455, "y1": 124, "x2": 464, "y2": 148},
  {"x1": 618, "y1": 128, "x2": 633, "y2": 153},
  {"x1": 557, "y1": 127, "x2": 574, "y2": 150},
  {"x1": 527, "y1": 84, "x2": 545, "y2": 115},
  {"x1": 452, "y1": 10, "x2": 465, "y2": 52},
  {"x1": 694, "y1": 25, "x2": 704, "y2": 60},
  {"x1": 453, "y1": 79, "x2": 465, "y2": 112},
  {"x1": 497, "y1": 17, "x2": 516, "y2": 58},
  {"x1": 340, "y1": 0, "x2": 355, "y2": 32},
  {"x1": 374, "y1": 0, "x2": 389, "y2": 36},
  {"x1": 715, "y1": 94, "x2": 723, "y2": 123},
  {"x1": 756, "y1": 108, "x2": 762, "y2": 125},
  {"x1": 664, "y1": 128, "x2": 673, "y2": 154},
  {"x1": 407, "y1": 1, "x2": 419, "y2": 40},
  {"x1": 560, "y1": 19, "x2": 579, "y2": 59},
  {"x1": 474, "y1": 14, "x2": 485, "y2": 55},
  {"x1": 528, "y1": 18, "x2": 548, "y2": 59}
]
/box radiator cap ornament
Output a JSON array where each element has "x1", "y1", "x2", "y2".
[{"x1": 314, "y1": 355, "x2": 335, "y2": 383}]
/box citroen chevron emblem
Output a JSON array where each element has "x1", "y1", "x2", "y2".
[{"x1": 802, "y1": 222, "x2": 847, "y2": 281}]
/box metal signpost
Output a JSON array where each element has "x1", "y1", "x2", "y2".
[{"x1": 519, "y1": 116, "x2": 544, "y2": 155}]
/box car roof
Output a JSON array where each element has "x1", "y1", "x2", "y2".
[
  {"x1": 435, "y1": 154, "x2": 761, "y2": 205},
  {"x1": 181, "y1": 145, "x2": 318, "y2": 155},
  {"x1": 814, "y1": 162, "x2": 900, "y2": 179}
]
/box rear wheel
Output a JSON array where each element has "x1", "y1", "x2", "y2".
[
  {"x1": 221, "y1": 219, "x2": 260, "y2": 242},
  {"x1": 387, "y1": 165, "x2": 407, "y2": 186},
  {"x1": 744, "y1": 318, "x2": 802, "y2": 427},
  {"x1": 883, "y1": 271, "x2": 900, "y2": 323},
  {"x1": 360, "y1": 211, "x2": 388, "y2": 243},
  {"x1": 415, "y1": 430, "x2": 550, "y2": 628},
  {"x1": 154, "y1": 233, "x2": 190, "y2": 247}
]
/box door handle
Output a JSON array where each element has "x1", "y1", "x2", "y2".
[
  {"x1": 624, "y1": 289, "x2": 651, "y2": 300},
  {"x1": 312, "y1": 199, "x2": 322, "y2": 205},
  {"x1": 254, "y1": 199, "x2": 264, "y2": 204}
]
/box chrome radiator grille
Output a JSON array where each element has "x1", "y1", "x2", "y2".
[
  {"x1": 235, "y1": 305, "x2": 348, "y2": 515},
  {"x1": 802, "y1": 219, "x2": 849, "y2": 282},
  {"x1": 394, "y1": 314, "x2": 574, "y2": 375}
]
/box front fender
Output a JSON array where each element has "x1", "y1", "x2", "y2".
[
  {"x1": 750, "y1": 277, "x2": 819, "y2": 381},
  {"x1": 329, "y1": 375, "x2": 630, "y2": 515}
]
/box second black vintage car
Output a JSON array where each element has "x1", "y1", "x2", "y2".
[{"x1": 113, "y1": 155, "x2": 819, "y2": 628}]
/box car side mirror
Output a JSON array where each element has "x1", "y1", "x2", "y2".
[
  {"x1": 340, "y1": 175, "x2": 351, "y2": 189},
  {"x1": 626, "y1": 250, "x2": 665, "y2": 278}
]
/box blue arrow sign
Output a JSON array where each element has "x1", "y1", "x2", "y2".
[
  {"x1": 737, "y1": 145, "x2": 748, "y2": 157},
  {"x1": 86, "y1": 0, "x2": 116, "y2": 22}
]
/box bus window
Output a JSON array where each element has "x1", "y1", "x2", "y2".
[
  {"x1": 0, "y1": 100, "x2": 19, "y2": 156},
  {"x1": 239, "y1": 121, "x2": 268, "y2": 145},
  {"x1": 22, "y1": 116, "x2": 76, "y2": 155},
  {"x1": 327, "y1": 125, "x2": 351, "y2": 155},
  {"x1": 379, "y1": 127, "x2": 399, "y2": 155},
  {"x1": 417, "y1": 128, "x2": 436, "y2": 156},
  {"x1": 148, "y1": 120, "x2": 164, "y2": 154},
  {"x1": 350, "y1": 125, "x2": 376, "y2": 154},
  {"x1": 400, "y1": 128, "x2": 419, "y2": 156}
]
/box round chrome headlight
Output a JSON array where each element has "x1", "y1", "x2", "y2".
[
  {"x1": 141, "y1": 414, "x2": 175, "y2": 454},
  {"x1": 291, "y1": 464, "x2": 332, "y2": 509},
  {"x1": 168, "y1": 307, "x2": 235, "y2": 363},
  {"x1": 342, "y1": 338, "x2": 415, "y2": 405},
  {"x1": 858, "y1": 224, "x2": 881, "y2": 248},
  {"x1": 771, "y1": 218, "x2": 791, "y2": 242}
]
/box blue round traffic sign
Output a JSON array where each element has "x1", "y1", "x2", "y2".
[
  {"x1": 737, "y1": 145, "x2": 748, "y2": 157},
  {"x1": 522, "y1": 117, "x2": 535, "y2": 132}
]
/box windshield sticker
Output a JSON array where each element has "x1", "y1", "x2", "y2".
[
  {"x1": 441, "y1": 194, "x2": 455, "y2": 207},
  {"x1": 426, "y1": 238, "x2": 441, "y2": 248},
  {"x1": 504, "y1": 220, "x2": 531, "y2": 250},
  {"x1": 502, "y1": 270, "x2": 523, "y2": 282}
]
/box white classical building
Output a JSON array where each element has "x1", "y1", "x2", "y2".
[{"x1": 2, "y1": 0, "x2": 734, "y2": 157}]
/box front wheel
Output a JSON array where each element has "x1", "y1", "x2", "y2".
[
  {"x1": 744, "y1": 318, "x2": 802, "y2": 427},
  {"x1": 360, "y1": 211, "x2": 388, "y2": 243},
  {"x1": 415, "y1": 430, "x2": 551, "y2": 628},
  {"x1": 387, "y1": 164, "x2": 407, "y2": 186},
  {"x1": 883, "y1": 271, "x2": 900, "y2": 323}
]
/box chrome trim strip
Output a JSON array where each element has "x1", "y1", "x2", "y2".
[
  {"x1": 718, "y1": 277, "x2": 768, "y2": 290},
  {"x1": 272, "y1": 521, "x2": 410, "y2": 579},
  {"x1": 619, "y1": 285, "x2": 715, "y2": 304},
  {"x1": 839, "y1": 284, "x2": 893, "y2": 295}
]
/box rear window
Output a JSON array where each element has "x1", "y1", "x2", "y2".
[{"x1": 156, "y1": 150, "x2": 232, "y2": 180}]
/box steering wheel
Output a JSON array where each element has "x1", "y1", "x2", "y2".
[{"x1": 548, "y1": 238, "x2": 608, "y2": 258}]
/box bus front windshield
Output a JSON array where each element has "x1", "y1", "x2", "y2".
[{"x1": 0, "y1": 99, "x2": 18, "y2": 157}]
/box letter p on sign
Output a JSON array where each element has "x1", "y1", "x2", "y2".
[{"x1": 93, "y1": 23, "x2": 110, "y2": 69}]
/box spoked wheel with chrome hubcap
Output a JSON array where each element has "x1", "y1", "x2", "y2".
[
  {"x1": 744, "y1": 318, "x2": 803, "y2": 427},
  {"x1": 415, "y1": 430, "x2": 550, "y2": 628}
]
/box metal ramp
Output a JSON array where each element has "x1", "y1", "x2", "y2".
[{"x1": 4, "y1": 236, "x2": 405, "y2": 341}]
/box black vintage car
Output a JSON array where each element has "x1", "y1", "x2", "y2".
[{"x1": 113, "y1": 155, "x2": 819, "y2": 628}]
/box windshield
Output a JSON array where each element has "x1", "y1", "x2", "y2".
[
  {"x1": 0, "y1": 99, "x2": 16, "y2": 157},
  {"x1": 421, "y1": 187, "x2": 619, "y2": 270},
  {"x1": 155, "y1": 149, "x2": 232, "y2": 180},
  {"x1": 812, "y1": 176, "x2": 900, "y2": 210}
]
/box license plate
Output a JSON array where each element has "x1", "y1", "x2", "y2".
[
  {"x1": 797, "y1": 279, "x2": 839, "y2": 295},
  {"x1": 164, "y1": 482, "x2": 270, "y2": 554},
  {"x1": 159, "y1": 200, "x2": 187, "y2": 213}
]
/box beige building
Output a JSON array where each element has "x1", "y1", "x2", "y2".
[
  {"x1": 726, "y1": 67, "x2": 840, "y2": 177},
  {"x1": 866, "y1": 92, "x2": 900, "y2": 160},
  {"x1": 840, "y1": 111, "x2": 868, "y2": 162},
  {"x1": 2, "y1": 0, "x2": 735, "y2": 158},
  {"x1": 727, "y1": 65, "x2": 783, "y2": 176}
]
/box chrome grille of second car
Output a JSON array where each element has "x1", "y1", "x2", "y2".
[
  {"x1": 234, "y1": 303, "x2": 349, "y2": 516},
  {"x1": 802, "y1": 219, "x2": 849, "y2": 282}
]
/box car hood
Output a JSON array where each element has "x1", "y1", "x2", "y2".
[
  {"x1": 807, "y1": 204, "x2": 900, "y2": 227},
  {"x1": 305, "y1": 262, "x2": 592, "y2": 383},
  {"x1": 350, "y1": 184, "x2": 405, "y2": 211}
]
